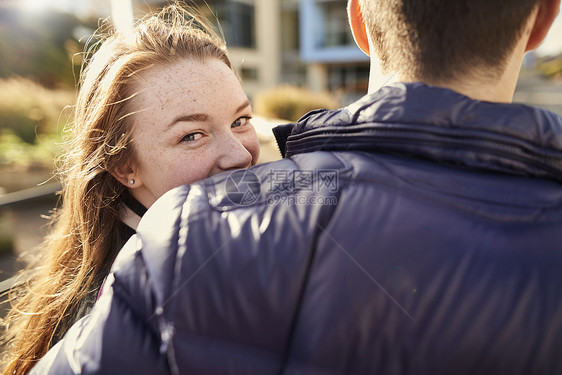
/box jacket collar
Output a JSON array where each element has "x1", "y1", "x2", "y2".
[
  {"x1": 120, "y1": 193, "x2": 147, "y2": 231},
  {"x1": 273, "y1": 82, "x2": 562, "y2": 183}
]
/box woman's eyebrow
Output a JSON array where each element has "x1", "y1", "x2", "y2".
[
  {"x1": 235, "y1": 100, "x2": 251, "y2": 114},
  {"x1": 167, "y1": 100, "x2": 251, "y2": 130},
  {"x1": 167, "y1": 113, "x2": 209, "y2": 129}
]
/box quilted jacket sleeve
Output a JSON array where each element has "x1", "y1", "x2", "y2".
[
  {"x1": 29, "y1": 240, "x2": 170, "y2": 375},
  {"x1": 28, "y1": 186, "x2": 194, "y2": 375}
]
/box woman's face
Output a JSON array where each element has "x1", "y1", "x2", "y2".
[{"x1": 124, "y1": 58, "x2": 260, "y2": 208}]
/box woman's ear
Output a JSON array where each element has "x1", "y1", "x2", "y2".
[
  {"x1": 526, "y1": 0, "x2": 561, "y2": 51},
  {"x1": 110, "y1": 163, "x2": 143, "y2": 189},
  {"x1": 348, "y1": 0, "x2": 370, "y2": 56}
]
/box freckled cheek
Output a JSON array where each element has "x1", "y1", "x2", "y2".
[{"x1": 169, "y1": 161, "x2": 210, "y2": 186}]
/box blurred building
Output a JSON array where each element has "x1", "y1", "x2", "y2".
[
  {"x1": 135, "y1": 0, "x2": 369, "y2": 103},
  {"x1": 297, "y1": 0, "x2": 369, "y2": 102}
]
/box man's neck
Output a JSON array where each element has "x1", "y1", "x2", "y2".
[
  {"x1": 367, "y1": 40, "x2": 526, "y2": 104},
  {"x1": 367, "y1": 61, "x2": 523, "y2": 103},
  {"x1": 408, "y1": 73, "x2": 518, "y2": 103}
]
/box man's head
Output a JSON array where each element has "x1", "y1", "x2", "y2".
[{"x1": 349, "y1": 0, "x2": 559, "y2": 85}]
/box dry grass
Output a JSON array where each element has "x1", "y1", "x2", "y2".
[{"x1": 254, "y1": 85, "x2": 338, "y2": 123}]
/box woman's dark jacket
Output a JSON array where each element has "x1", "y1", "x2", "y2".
[{"x1": 31, "y1": 83, "x2": 562, "y2": 374}]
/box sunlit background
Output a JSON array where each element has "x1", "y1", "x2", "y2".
[
  {"x1": 537, "y1": 12, "x2": 562, "y2": 56},
  {"x1": 0, "y1": 0, "x2": 561, "y2": 293}
]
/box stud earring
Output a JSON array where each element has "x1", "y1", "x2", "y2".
[{"x1": 129, "y1": 179, "x2": 135, "y2": 185}]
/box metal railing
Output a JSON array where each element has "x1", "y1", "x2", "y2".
[
  {"x1": 0, "y1": 183, "x2": 60, "y2": 294},
  {"x1": 0, "y1": 182, "x2": 61, "y2": 208}
]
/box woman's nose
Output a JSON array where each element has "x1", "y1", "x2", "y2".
[{"x1": 216, "y1": 132, "x2": 253, "y2": 171}]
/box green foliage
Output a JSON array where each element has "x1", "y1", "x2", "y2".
[
  {"x1": 0, "y1": 130, "x2": 60, "y2": 169},
  {"x1": 254, "y1": 85, "x2": 339, "y2": 122},
  {"x1": 0, "y1": 77, "x2": 74, "y2": 167},
  {"x1": 0, "y1": 7, "x2": 84, "y2": 88},
  {"x1": 0, "y1": 77, "x2": 74, "y2": 142}
]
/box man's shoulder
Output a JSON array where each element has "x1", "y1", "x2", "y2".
[
  {"x1": 132, "y1": 151, "x2": 353, "y2": 300},
  {"x1": 161, "y1": 152, "x2": 353, "y2": 214},
  {"x1": 136, "y1": 152, "x2": 351, "y2": 245}
]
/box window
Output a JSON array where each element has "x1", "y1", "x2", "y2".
[
  {"x1": 240, "y1": 67, "x2": 258, "y2": 81},
  {"x1": 328, "y1": 63, "x2": 370, "y2": 94},
  {"x1": 208, "y1": 0, "x2": 256, "y2": 49},
  {"x1": 320, "y1": 1, "x2": 353, "y2": 48}
]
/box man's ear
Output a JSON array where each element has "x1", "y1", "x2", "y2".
[
  {"x1": 348, "y1": 0, "x2": 370, "y2": 56},
  {"x1": 110, "y1": 163, "x2": 143, "y2": 189},
  {"x1": 526, "y1": 0, "x2": 561, "y2": 51}
]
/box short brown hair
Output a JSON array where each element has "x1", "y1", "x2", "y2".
[{"x1": 358, "y1": 0, "x2": 540, "y2": 82}]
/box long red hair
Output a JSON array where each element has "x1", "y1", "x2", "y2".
[{"x1": 1, "y1": 4, "x2": 231, "y2": 374}]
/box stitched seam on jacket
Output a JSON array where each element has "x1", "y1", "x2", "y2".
[{"x1": 276, "y1": 155, "x2": 351, "y2": 375}]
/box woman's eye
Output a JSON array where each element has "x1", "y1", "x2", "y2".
[
  {"x1": 181, "y1": 132, "x2": 203, "y2": 142},
  {"x1": 232, "y1": 116, "x2": 252, "y2": 128}
]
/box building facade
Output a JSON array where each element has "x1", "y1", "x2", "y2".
[
  {"x1": 297, "y1": 0, "x2": 369, "y2": 102},
  {"x1": 135, "y1": 0, "x2": 368, "y2": 103}
]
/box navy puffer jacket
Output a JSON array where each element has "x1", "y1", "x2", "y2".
[{"x1": 32, "y1": 83, "x2": 562, "y2": 374}]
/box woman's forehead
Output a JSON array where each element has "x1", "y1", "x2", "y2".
[
  {"x1": 139, "y1": 59, "x2": 237, "y2": 93},
  {"x1": 129, "y1": 58, "x2": 248, "y2": 127}
]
